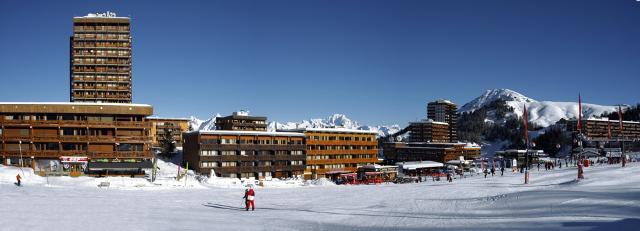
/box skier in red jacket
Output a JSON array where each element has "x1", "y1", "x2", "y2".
[
  {"x1": 243, "y1": 186, "x2": 255, "y2": 211},
  {"x1": 16, "y1": 174, "x2": 22, "y2": 186}
]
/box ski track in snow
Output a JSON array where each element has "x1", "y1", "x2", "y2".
[{"x1": 1, "y1": 164, "x2": 640, "y2": 231}]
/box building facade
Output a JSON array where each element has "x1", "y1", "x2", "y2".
[
  {"x1": 281, "y1": 128, "x2": 379, "y2": 180},
  {"x1": 0, "y1": 103, "x2": 153, "y2": 176},
  {"x1": 382, "y1": 142, "x2": 480, "y2": 164},
  {"x1": 567, "y1": 118, "x2": 640, "y2": 141},
  {"x1": 148, "y1": 117, "x2": 190, "y2": 148},
  {"x1": 182, "y1": 130, "x2": 305, "y2": 179},
  {"x1": 215, "y1": 111, "x2": 267, "y2": 131},
  {"x1": 427, "y1": 100, "x2": 458, "y2": 142},
  {"x1": 70, "y1": 12, "x2": 132, "y2": 103},
  {"x1": 408, "y1": 120, "x2": 450, "y2": 143}
]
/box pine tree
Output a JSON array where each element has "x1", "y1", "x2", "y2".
[{"x1": 160, "y1": 127, "x2": 176, "y2": 159}]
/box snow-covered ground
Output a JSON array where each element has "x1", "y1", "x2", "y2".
[{"x1": 1, "y1": 163, "x2": 639, "y2": 230}]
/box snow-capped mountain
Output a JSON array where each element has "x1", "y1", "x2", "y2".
[
  {"x1": 268, "y1": 114, "x2": 401, "y2": 137},
  {"x1": 189, "y1": 113, "x2": 400, "y2": 137},
  {"x1": 189, "y1": 113, "x2": 221, "y2": 131},
  {"x1": 460, "y1": 89, "x2": 618, "y2": 127}
]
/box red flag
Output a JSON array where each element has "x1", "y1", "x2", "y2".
[
  {"x1": 607, "y1": 119, "x2": 612, "y2": 139},
  {"x1": 618, "y1": 105, "x2": 623, "y2": 132},
  {"x1": 523, "y1": 104, "x2": 529, "y2": 141},
  {"x1": 577, "y1": 94, "x2": 582, "y2": 130}
]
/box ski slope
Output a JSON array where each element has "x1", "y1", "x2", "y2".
[{"x1": 1, "y1": 163, "x2": 639, "y2": 231}]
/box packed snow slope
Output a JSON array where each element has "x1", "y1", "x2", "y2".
[
  {"x1": 460, "y1": 89, "x2": 618, "y2": 127},
  {"x1": 2, "y1": 163, "x2": 639, "y2": 230},
  {"x1": 190, "y1": 113, "x2": 400, "y2": 137}
]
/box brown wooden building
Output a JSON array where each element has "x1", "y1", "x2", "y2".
[
  {"x1": 567, "y1": 118, "x2": 640, "y2": 141},
  {"x1": 0, "y1": 102, "x2": 153, "y2": 176},
  {"x1": 279, "y1": 128, "x2": 379, "y2": 180},
  {"x1": 427, "y1": 100, "x2": 458, "y2": 142},
  {"x1": 183, "y1": 130, "x2": 305, "y2": 179},
  {"x1": 408, "y1": 120, "x2": 450, "y2": 143},
  {"x1": 70, "y1": 12, "x2": 132, "y2": 103},
  {"x1": 147, "y1": 117, "x2": 190, "y2": 148},
  {"x1": 382, "y1": 142, "x2": 480, "y2": 164},
  {"x1": 215, "y1": 111, "x2": 267, "y2": 131}
]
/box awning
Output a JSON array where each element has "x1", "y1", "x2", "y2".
[
  {"x1": 87, "y1": 161, "x2": 153, "y2": 170},
  {"x1": 325, "y1": 170, "x2": 352, "y2": 175},
  {"x1": 398, "y1": 161, "x2": 444, "y2": 170}
]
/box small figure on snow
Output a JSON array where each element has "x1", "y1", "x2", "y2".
[
  {"x1": 483, "y1": 169, "x2": 488, "y2": 178},
  {"x1": 500, "y1": 166, "x2": 504, "y2": 176},
  {"x1": 243, "y1": 186, "x2": 255, "y2": 211},
  {"x1": 16, "y1": 174, "x2": 22, "y2": 186},
  {"x1": 490, "y1": 167, "x2": 495, "y2": 176}
]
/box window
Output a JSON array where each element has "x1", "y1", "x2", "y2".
[
  {"x1": 200, "y1": 150, "x2": 218, "y2": 156},
  {"x1": 291, "y1": 150, "x2": 303, "y2": 155},
  {"x1": 221, "y1": 162, "x2": 236, "y2": 167},
  {"x1": 221, "y1": 151, "x2": 235, "y2": 156}
]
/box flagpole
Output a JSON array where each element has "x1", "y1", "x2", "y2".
[{"x1": 523, "y1": 104, "x2": 529, "y2": 184}]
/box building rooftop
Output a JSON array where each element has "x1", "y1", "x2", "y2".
[
  {"x1": 429, "y1": 99, "x2": 456, "y2": 105},
  {"x1": 409, "y1": 119, "x2": 449, "y2": 126},
  {"x1": 0, "y1": 102, "x2": 152, "y2": 115},
  {"x1": 74, "y1": 11, "x2": 129, "y2": 19},
  {"x1": 187, "y1": 130, "x2": 305, "y2": 137},
  {"x1": 278, "y1": 127, "x2": 379, "y2": 135},
  {"x1": 147, "y1": 117, "x2": 191, "y2": 121}
]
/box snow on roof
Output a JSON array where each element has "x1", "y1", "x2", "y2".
[
  {"x1": 580, "y1": 117, "x2": 640, "y2": 124},
  {"x1": 147, "y1": 116, "x2": 191, "y2": 121},
  {"x1": 431, "y1": 99, "x2": 456, "y2": 105},
  {"x1": 397, "y1": 161, "x2": 444, "y2": 170},
  {"x1": 75, "y1": 11, "x2": 129, "y2": 19},
  {"x1": 188, "y1": 130, "x2": 305, "y2": 137},
  {"x1": 0, "y1": 102, "x2": 151, "y2": 107},
  {"x1": 278, "y1": 127, "x2": 379, "y2": 134},
  {"x1": 409, "y1": 120, "x2": 449, "y2": 126}
]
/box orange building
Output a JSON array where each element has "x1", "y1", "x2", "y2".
[
  {"x1": 280, "y1": 128, "x2": 379, "y2": 180},
  {"x1": 147, "y1": 117, "x2": 190, "y2": 148}
]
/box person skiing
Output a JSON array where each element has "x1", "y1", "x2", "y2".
[
  {"x1": 500, "y1": 166, "x2": 504, "y2": 176},
  {"x1": 490, "y1": 167, "x2": 495, "y2": 176},
  {"x1": 16, "y1": 174, "x2": 21, "y2": 186},
  {"x1": 243, "y1": 186, "x2": 255, "y2": 211},
  {"x1": 483, "y1": 168, "x2": 488, "y2": 178}
]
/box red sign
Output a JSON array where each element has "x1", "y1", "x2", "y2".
[{"x1": 59, "y1": 156, "x2": 89, "y2": 163}]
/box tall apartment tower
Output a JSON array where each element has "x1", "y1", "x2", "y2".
[
  {"x1": 427, "y1": 100, "x2": 458, "y2": 142},
  {"x1": 70, "y1": 12, "x2": 132, "y2": 103}
]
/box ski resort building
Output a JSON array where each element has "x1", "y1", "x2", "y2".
[
  {"x1": 408, "y1": 120, "x2": 450, "y2": 143},
  {"x1": 70, "y1": 12, "x2": 133, "y2": 103},
  {"x1": 279, "y1": 128, "x2": 379, "y2": 180},
  {"x1": 427, "y1": 100, "x2": 458, "y2": 142},
  {"x1": 567, "y1": 118, "x2": 640, "y2": 141},
  {"x1": 182, "y1": 130, "x2": 306, "y2": 179},
  {"x1": 147, "y1": 117, "x2": 190, "y2": 148},
  {"x1": 382, "y1": 142, "x2": 480, "y2": 165},
  {"x1": 215, "y1": 111, "x2": 267, "y2": 131},
  {"x1": 0, "y1": 102, "x2": 154, "y2": 176}
]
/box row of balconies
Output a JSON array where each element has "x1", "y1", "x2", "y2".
[
  {"x1": 73, "y1": 77, "x2": 129, "y2": 82},
  {"x1": 2, "y1": 135, "x2": 150, "y2": 142},
  {"x1": 0, "y1": 119, "x2": 150, "y2": 127},
  {"x1": 0, "y1": 150, "x2": 150, "y2": 159},
  {"x1": 305, "y1": 149, "x2": 378, "y2": 155},
  {"x1": 211, "y1": 165, "x2": 304, "y2": 173},
  {"x1": 200, "y1": 154, "x2": 305, "y2": 162},
  {"x1": 73, "y1": 93, "x2": 131, "y2": 99},
  {"x1": 305, "y1": 140, "x2": 377, "y2": 146},
  {"x1": 199, "y1": 144, "x2": 306, "y2": 151},
  {"x1": 73, "y1": 86, "x2": 130, "y2": 91},
  {"x1": 306, "y1": 157, "x2": 379, "y2": 165}
]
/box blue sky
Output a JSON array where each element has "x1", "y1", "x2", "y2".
[{"x1": 0, "y1": 0, "x2": 639, "y2": 126}]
